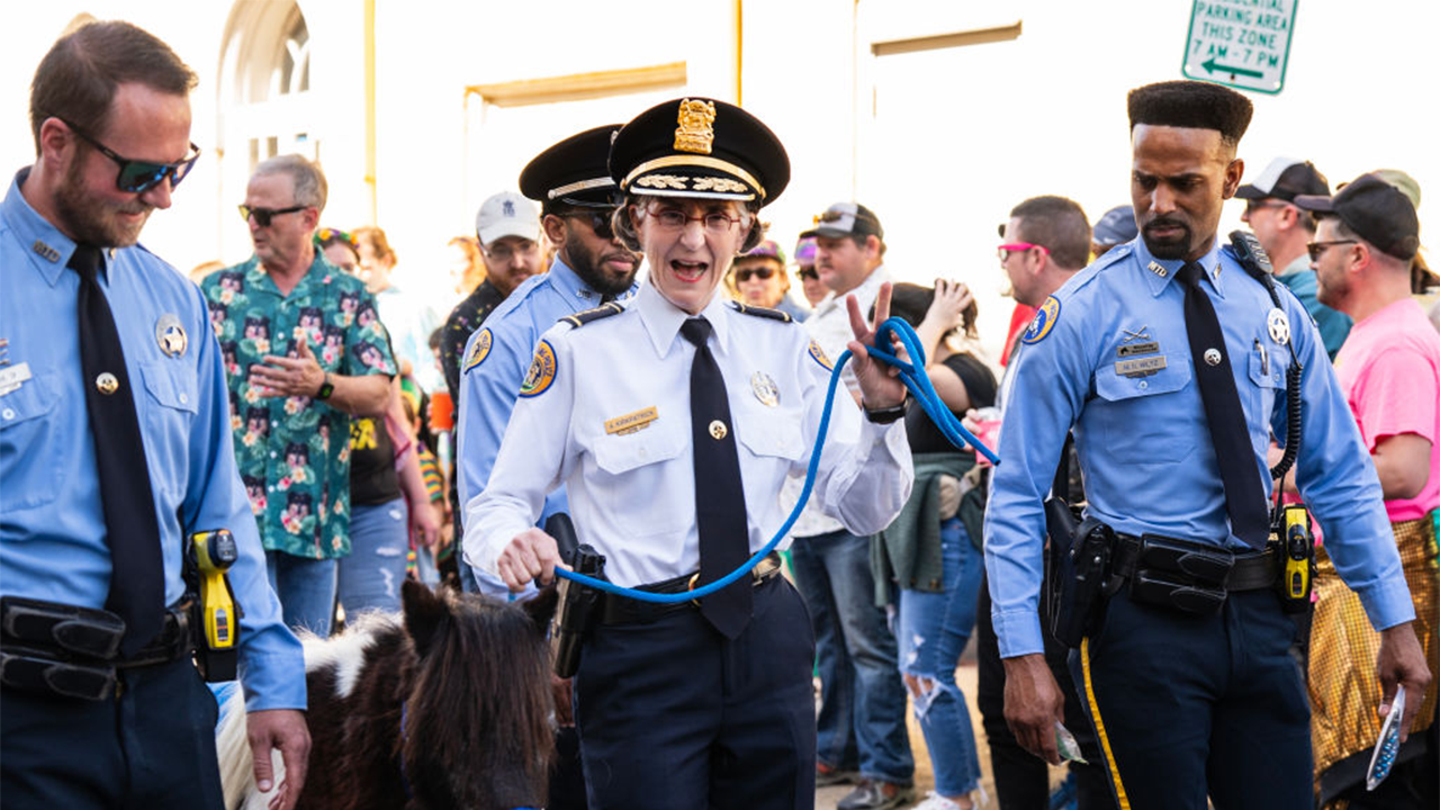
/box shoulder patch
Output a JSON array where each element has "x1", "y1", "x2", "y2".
[
  {"x1": 519, "y1": 340, "x2": 558, "y2": 398},
  {"x1": 464, "y1": 328, "x2": 493, "y2": 372},
  {"x1": 560, "y1": 301, "x2": 625, "y2": 328},
  {"x1": 729, "y1": 301, "x2": 792, "y2": 323},
  {"x1": 808, "y1": 340, "x2": 834, "y2": 371},
  {"x1": 1021, "y1": 296, "x2": 1061, "y2": 345}
]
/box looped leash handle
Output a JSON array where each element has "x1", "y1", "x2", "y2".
[{"x1": 554, "y1": 317, "x2": 999, "y2": 602}]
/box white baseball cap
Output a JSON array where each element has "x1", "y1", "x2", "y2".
[{"x1": 475, "y1": 191, "x2": 540, "y2": 246}]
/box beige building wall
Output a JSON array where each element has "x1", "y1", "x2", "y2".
[{"x1": 2, "y1": 1, "x2": 1436, "y2": 354}]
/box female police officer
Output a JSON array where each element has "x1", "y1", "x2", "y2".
[{"x1": 463, "y1": 98, "x2": 914, "y2": 809}]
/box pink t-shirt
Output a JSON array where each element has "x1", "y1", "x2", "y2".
[{"x1": 1333, "y1": 297, "x2": 1440, "y2": 522}]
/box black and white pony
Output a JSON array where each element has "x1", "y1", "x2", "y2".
[{"x1": 218, "y1": 579, "x2": 557, "y2": 810}]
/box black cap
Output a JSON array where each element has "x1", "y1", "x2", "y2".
[
  {"x1": 1294, "y1": 174, "x2": 1421, "y2": 261},
  {"x1": 519, "y1": 125, "x2": 622, "y2": 208},
  {"x1": 1235, "y1": 157, "x2": 1330, "y2": 202},
  {"x1": 801, "y1": 202, "x2": 884, "y2": 240},
  {"x1": 609, "y1": 98, "x2": 789, "y2": 207}
]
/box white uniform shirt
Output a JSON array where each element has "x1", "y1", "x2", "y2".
[
  {"x1": 781, "y1": 265, "x2": 891, "y2": 539},
  {"x1": 464, "y1": 281, "x2": 914, "y2": 588}
]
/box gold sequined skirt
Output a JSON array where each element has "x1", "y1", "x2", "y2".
[{"x1": 1309, "y1": 514, "x2": 1438, "y2": 805}]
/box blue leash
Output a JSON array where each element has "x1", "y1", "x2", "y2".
[{"x1": 552, "y1": 317, "x2": 999, "y2": 603}]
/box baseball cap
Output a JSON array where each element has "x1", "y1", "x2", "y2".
[
  {"x1": 801, "y1": 202, "x2": 884, "y2": 240},
  {"x1": 1372, "y1": 168, "x2": 1422, "y2": 210},
  {"x1": 793, "y1": 236, "x2": 817, "y2": 266},
  {"x1": 1092, "y1": 205, "x2": 1138, "y2": 247},
  {"x1": 1294, "y1": 174, "x2": 1421, "y2": 261},
  {"x1": 475, "y1": 191, "x2": 541, "y2": 246},
  {"x1": 1235, "y1": 157, "x2": 1330, "y2": 201},
  {"x1": 741, "y1": 239, "x2": 785, "y2": 264}
]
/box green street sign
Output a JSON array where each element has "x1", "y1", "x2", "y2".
[{"x1": 1182, "y1": 0, "x2": 1297, "y2": 95}]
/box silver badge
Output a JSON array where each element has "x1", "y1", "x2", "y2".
[
  {"x1": 1204, "y1": 348, "x2": 1222, "y2": 367},
  {"x1": 1266, "y1": 308, "x2": 1290, "y2": 345},
  {"x1": 751, "y1": 372, "x2": 780, "y2": 407},
  {"x1": 156, "y1": 314, "x2": 188, "y2": 358}
]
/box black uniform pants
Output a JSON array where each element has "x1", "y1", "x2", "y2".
[
  {"x1": 1069, "y1": 588, "x2": 1312, "y2": 810},
  {"x1": 977, "y1": 572, "x2": 1114, "y2": 809},
  {"x1": 573, "y1": 575, "x2": 816, "y2": 810},
  {"x1": 1, "y1": 655, "x2": 224, "y2": 810}
]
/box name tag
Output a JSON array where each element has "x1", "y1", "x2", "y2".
[
  {"x1": 1115, "y1": 356, "x2": 1167, "y2": 378},
  {"x1": 1117, "y1": 341, "x2": 1160, "y2": 357},
  {"x1": 0, "y1": 362, "x2": 33, "y2": 396},
  {"x1": 605, "y1": 406, "x2": 659, "y2": 436}
]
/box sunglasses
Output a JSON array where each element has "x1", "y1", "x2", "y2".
[
  {"x1": 797, "y1": 267, "x2": 819, "y2": 281},
  {"x1": 239, "y1": 204, "x2": 308, "y2": 227},
  {"x1": 1244, "y1": 199, "x2": 1290, "y2": 215},
  {"x1": 63, "y1": 119, "x2": 200, "y2": 193},
  {"x1": 1306, "y1": 240, "x2": 1358, "y2": 261},
  {"x1": 565, "y1": 210, "x2": 615, "y2": 240},
  {"x1": 997, "y1": 242, "x2": 1051, "y2": 260},
  {"x1": 734, "y1": 267, "x2": 776, "y2": 282}
]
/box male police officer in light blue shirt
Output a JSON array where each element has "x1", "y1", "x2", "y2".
[
  {"x1": 0, "y1": 22, "x2": 308, "y2": 809},
  {"x1": 456, "y1": 126, "x2": 639, "y2": 598},
  {"x1": 984, "y1": 80, "x2": 1429, "y2": 809}
]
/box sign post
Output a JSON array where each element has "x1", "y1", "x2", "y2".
[{"x1": 1182, "y1": 0, "x2": 1298, "y2": 95}]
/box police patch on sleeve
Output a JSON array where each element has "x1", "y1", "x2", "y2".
[
  {"x1": 519, "y1": 340, "x2": 557, "y2": 398},
  {"x1": 464, "y1": 328, "x2": 493, "y2": 372},
  {"x1": 808, "y1": 340, "x2": 834, "y2": 371},
  {"x1": 1021, "y1": 296, "x2": 1061, "y2": 345}
]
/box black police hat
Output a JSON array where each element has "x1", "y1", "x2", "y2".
[
  {"x1": 609, "y1": 97, "x2": 789, "y2": 207},
  {"x1": 519, "y1": 125, "x2": 622, "y2": 208}
]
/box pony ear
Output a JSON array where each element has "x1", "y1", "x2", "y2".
[
  {"x1": 402, "y1": 579, "x2": 449, "y2": 657},
  {"x1": 520, "y1": 583, "x2": 559, "y2": 637}
]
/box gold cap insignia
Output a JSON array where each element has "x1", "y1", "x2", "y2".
[{"x1": 674, "y1": 99, "x2": 717, "y2": 155}]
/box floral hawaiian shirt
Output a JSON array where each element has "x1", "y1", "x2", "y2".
[{"x1": 202, "y1": 254, "x2": 396, "y2": 559}]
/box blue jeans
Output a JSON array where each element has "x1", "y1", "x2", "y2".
[
  {"x1": 338, "y1": 497, "x2": 410, "y2": 615},
  {"x1": 265, "y1": 550, "x2": 338, "y2": 637},
  {"x1": 790, "y1": 528, "x2": 913, "y2": 784},
  {"x1": 896, "y1": 517, "x2": 984, "y2": 797}
]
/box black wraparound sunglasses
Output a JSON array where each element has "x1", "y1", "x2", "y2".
[
  {"x1": 61, "y1": 118, "x2": 200, "y2": 193},
  {"x1": 239, "y1": 205, "x2": 309, "y2": 227}
]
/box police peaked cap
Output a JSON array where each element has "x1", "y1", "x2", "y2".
[
  {"x1": 519, "y1": 125, "x2": 623, "y2": 208},
  {"x1": 609, "y1": 97, "x2": 789, "y2": 207}
]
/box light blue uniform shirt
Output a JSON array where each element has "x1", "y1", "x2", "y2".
[
  {"x1": 983, "y1": 237, "x2": 1414, "y2": 659},
  {"x1": 456, "y1": 258, "x2": 635, "y2": 596},
  {"x1": 0, "y1": 171, "x2": 305, "y2": 710}
]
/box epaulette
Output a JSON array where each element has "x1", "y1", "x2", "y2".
[
  {"x1": 728, "y1": 301, "x2": 792, "y2": 322},
  {"x1": 559, "y1": 301, "x2": 625, "y2": 328}
]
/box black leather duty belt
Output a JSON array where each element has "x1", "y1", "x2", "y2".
[
  {"x1": 1110, "y1": 534, "x2": 1280, "y2": 592},
  {"x1": 598, "y1": 552, "x2": 785, "y2": 626},
  {"x1": 0, "y1": 597, "x2": 194, "y2": 701}
]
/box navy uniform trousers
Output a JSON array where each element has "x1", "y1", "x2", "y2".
[
  {"x1": 573, "y1": 575, "x2": 816, "y2": 810},
  {"x1": 1070, "y1": 588, "x2": 1312, "y2": 809},
  {"x1": 1, "y1": 655, "x2": 224, "y2": 810}
]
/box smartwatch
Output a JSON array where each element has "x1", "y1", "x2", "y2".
[{"x1": 315, "y1": 373, "x2": 335, "y2": 401}]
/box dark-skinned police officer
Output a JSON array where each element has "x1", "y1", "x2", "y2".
[
  {"x1": 983, "y1": 80, "x2": 1430, "y2": 809},
  {"x1": 1, "y1": 22, "x2": 309, "y2": 809},
  {"x1": 465, "y1": 97, "x2": 914, "y2": 809}
]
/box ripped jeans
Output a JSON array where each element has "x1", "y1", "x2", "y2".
[
  {"x1": 338, "y1": 497, "x2": 410, "y2": 616},
  {"x1": 895, "y1": 517, "x2": 984, "y2": 797}
]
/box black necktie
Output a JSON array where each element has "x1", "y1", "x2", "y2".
[
  {"x1": 680, "y1": 318, "x2": 751, "y2": 638},
  {"x1": 72, "y1": 245, "x2": 165, "y2": 656},
  {"x1": 1176, "y1": 261, "x2": 1270, "y2": 549}
]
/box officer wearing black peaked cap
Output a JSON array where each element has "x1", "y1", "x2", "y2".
[{"x1": 464, "y1": 97, "x2": 916, "y2": 809}]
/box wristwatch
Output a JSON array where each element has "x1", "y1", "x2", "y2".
[
  {"x1": 862, "y1": 395, "x2": 909, "y2": 424},
  {"x1": 315, "y1": 373, "x2": 335, "y2": 401}
]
